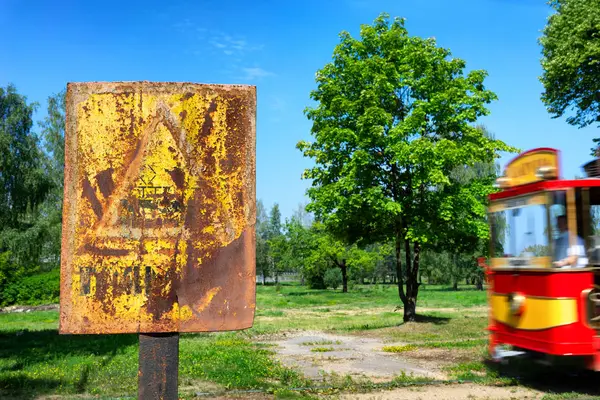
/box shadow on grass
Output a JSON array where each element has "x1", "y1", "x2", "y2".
[
  {"x1": 413, "y1": 314, "x2": 451, "y2": 324},
  {"x1": 483, "y1": 357, "x2": 600, "y2": 397},
  {"x1": 257, "y1": 281, "x2": 298, "y2": 287},
  {"x1": 420, "y1": 286, "x2": 484, "y2": 293},
  {"x1": 0, "y1": 329, "x2": 137, "y2": 399},
  {"x1": 0, "y1": 376, "x2": 62, "y2": 400},
  {"x1": 285, "y1": 290, "x2": 331, "y2": 296}
]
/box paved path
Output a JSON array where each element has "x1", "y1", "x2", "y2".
[{"x1": 270, "y1": 331, "x2": 443, "y2": 381}]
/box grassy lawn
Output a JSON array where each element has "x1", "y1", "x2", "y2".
[
  {"x1": 1, "y1": 283, "x2": 597, "y2": 399},
  {"x1": 255, "y1": 283, "x2": 487, "y2": 310},
  {"x1": 248, "y1": 283, "x2": 487, "y2": 336},
  {"x1": 0, "y1": 318, "x2": 308, "y2": 399}
]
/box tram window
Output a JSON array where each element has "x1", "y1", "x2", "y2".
[
  {"x1": 585, "y1": 187, "x2": 600, "y2": 264},
  {"x1": 491, "y1": 200, "x2": 550, "y2": 265},
  {"x1": 549, "y1": 191, "x2": 568, "y2": 241}
]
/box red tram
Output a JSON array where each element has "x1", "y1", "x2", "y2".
[{"x1": 480, "y1": 148, "x2": 600, "y2": 370}]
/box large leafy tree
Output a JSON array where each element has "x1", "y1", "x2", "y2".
[
  {"x1": 37, "y1": 89, "x2": 66, "y2": 267},
  {"x1": 40, "y1": 90, "x2": 66, "y2": 199},
  {"x1": 539, "y1": 0, "x2": 600, "y2": 149},
  {"x1": 298, "y1": 14, "x2": 515, "y2": 321},
  {"x1": 0, "y1": 84, "x2": 53, "y2": 295}
]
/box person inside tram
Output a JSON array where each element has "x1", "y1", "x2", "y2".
[{"x1": 553, "y1": 215, "x2": 588, "y2": 268}]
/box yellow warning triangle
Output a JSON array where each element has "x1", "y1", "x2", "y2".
[{"x1": 94, "y1": 101, "x2": 192, "y2": 239}]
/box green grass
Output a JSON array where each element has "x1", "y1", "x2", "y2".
[
  {"x1": 300, "y1": 339, "x2": 342, "y2": 346},
  {"x1": 3, "y1": 282, "x2": 598, "y2": 399},
  {"x1": 0, "y1": 310, "x2": 60, "y2": 331},
  {"x1": 255, "y1": 283, "x2": 487, "y2": 311},
  {"x1": 0, "y1": 282, "x2": 489, "y2": 399},
  {"x1": 310, "y1": 346, "x2": 335, "y2": 353},
  {"x1": 246, "y1": 283, "x2": 487, "y2": 336},
  {"x1": 420, "y1": 338, "x2": 488, "y2": 349},
  {"x1": 375, "y1": 311, "x2": 488, "y2": 345},
  {"x1": 256, "y1": 309, "x2": 286, "y2": 317},
  {"x1": 0, "y1": 324, "x2": 308, "y2": 399}
]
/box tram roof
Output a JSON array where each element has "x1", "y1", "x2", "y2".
[{"x1": 489, "y1": 178, "x2": 600, "y2": 201}]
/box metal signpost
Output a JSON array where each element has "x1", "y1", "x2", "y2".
[{"x1": 59, "y1": 81, "x2": 256, "y2": 399}]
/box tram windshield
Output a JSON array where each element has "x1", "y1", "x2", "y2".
[{"x1": 490, "y1": 191, "x2": 567, "y2": 267}]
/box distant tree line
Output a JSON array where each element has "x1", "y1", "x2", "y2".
[{"x1": 256, "y1": 200, "x2": 489, "y2": 293}]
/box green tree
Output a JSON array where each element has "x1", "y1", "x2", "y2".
[
  {"x1": 301, "y1": 222, "x2": 381, "y2": 292},
  {"x1": 266, "y1": 203, "x2": 284, "y2": 283},
  {"x1": 256, "y1": 199, "x2": 270, "y2": 285},
  {"x1": 437, "y1": 125, "x2": 503, "y2": 290},
  {"x1": 302, "y1": 223, "x2": 351, "y2": 291},
  {"x1": 279, "y1": 213, "x2": 316, "y2": 285},
  {"x1": 324, "y1": 268, "x2": 342, "y2": 290},
  {"x1": 37, "y1": 89, "x2": 66, "y2": 268},
  {"x1": 372, "y1": 241, "x2": 397, "y2": 284},
  {"x1": 0, "y1": 84, "x2": 53, "y2": 299},
  {"x1": 298, "y1": 14, "x2": 515, "y2": 321},
  {"x1": 267, "y1": 204, "x2": 282, "y2": 239},
  {"x1": 539, "y1": 0, "x2": 600, "y2": 150},
  {"x1": 40, "y1": 90, "x2": 66, "y2": 192}
]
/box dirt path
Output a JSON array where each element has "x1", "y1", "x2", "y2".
[
  {"x1": 270, "y1": 331, "x2": 445, "y2": 381},
  {"x1": 267, "y1": 330, "x2": 547, "y2": 400},
  {"x1": 339, "y1": 383, "x2": 544, "y2": 399}
]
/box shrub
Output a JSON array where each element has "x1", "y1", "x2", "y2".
[
  {"x1": 305, "y1": 271, "x2": 326, "y2": 289},
  {"x1": 324, "y1": 268, "x2": 342, "y2": 290},
  {"x1": 2, "y1": 268, "x2": 60, "y2": 306}
]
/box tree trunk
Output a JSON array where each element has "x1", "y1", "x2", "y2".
[
  {"x1": 452, "y1": 280, "x2": 458, "y2": 291},
  {"x1": 340, "y1": 261, "x2": 348, "y2": 293},
  {"x1": 403, "y1": 240, "x2": 420, "y2": 322},
  {"x1": 395, "y1": 230, "x2": 408, "y2": 311},
  {"x1": 476, "y1": 276, "x2": 483, "y2": 290},
  {"x1": 262, "y1": 271, "x2": 266, "y2": 285},
  {"x1": 404, "y1": 296, "x2": 417, "y2": 322}
]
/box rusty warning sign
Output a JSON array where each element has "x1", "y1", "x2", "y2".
[{"x1": 59, "y1": 82, "x2": 256, "y2": 334}]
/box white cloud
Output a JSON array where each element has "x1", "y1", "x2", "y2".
[
  {"x1": 210, "y1": 41, "x2": 227, "y2": 49},
  {"x1": 208, "y1": 32, "x2": 263, "y2": 56},
  {"x1": 172, "y1": 19, "x2": 271, "y2": 79},
  {"x1": 241, "y1": 67, "x2": 274, "y2": 81}
]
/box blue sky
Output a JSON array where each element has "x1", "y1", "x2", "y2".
[{"x1": 1, "y1": 0, "x2": 597, "y2": 220}]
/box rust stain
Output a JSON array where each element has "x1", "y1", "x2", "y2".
[{"x1": 59, "y1": 81, "x2": 256, "y2": 334}]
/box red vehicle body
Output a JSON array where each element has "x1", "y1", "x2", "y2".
[{"x1": 481, "y1": 148, "x2": 600, "y2": 370}]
